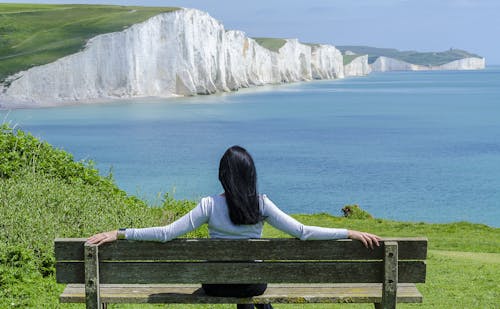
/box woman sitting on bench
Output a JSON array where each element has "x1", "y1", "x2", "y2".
[{"x1": 88, "y1": 145, "x2": 380, "y2": 309}]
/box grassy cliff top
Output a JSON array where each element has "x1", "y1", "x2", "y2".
[
  {"x1": 338, "y1": 45, "x2": 482, "y2": 66},
  {"x1": 253, "y1": 37, "x2": 287, "y2": 52},
  {"x1": 0, "y1": 3, "x2": 179, "y2": 81},
  {"x1": 343, "y1": 54, "x2": 362, "y2": 65}
]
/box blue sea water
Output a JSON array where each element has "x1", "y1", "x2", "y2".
[{"x1": 3, "y1": 67, "x2": 500, "y2": 227}]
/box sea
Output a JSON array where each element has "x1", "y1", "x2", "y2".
[{"x1": 3, "y1": 67, "x2": 500, "y2": 227}]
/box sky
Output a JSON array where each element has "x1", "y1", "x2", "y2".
[{"x1": 2, "y1": 0, "x2": 499, "y2": 64}]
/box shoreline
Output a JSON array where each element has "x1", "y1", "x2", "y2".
[
  {"x1": 3, "y1": 65, "x2": 498, "y2": 110},
  {"x1": 0, "y1": 79, "x2": 335, "y2": 110}
]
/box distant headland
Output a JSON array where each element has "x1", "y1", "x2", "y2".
[
  {"x1": 0, "y1": 4, "x2": 485, "y2": 108},
  {"x1": 338, "y1": 46, "x2": 485, "y2": 72}
]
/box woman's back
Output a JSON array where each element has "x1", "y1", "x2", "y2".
[
  {"x1": 125, "y1": 194, "x2": 348, "y2": 242},
  {"x1": 205, "y1": 194, "x2": 264, "y2": 239}
]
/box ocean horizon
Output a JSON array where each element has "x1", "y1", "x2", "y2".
[{"x1": 3, "y1": 66, "x2": 500, "y2": 227}]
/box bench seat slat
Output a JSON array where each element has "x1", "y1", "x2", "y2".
[
  {"x1": 55, "y1": 238, "x2": 427, "y2": 261},
  {"x1": 56, "y1": 261, "x2": 426, "y2": 284},
  {"x1": 60, "y1": 283, "x2": 423, "y2": 304}
]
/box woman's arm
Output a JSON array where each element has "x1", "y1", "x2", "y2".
[
  {"x1": 87, "y1": 200, "x2": 210, "y2": 245},
  {"x1": 262, "y1": 195, "x2": 380, "y2": 248}
]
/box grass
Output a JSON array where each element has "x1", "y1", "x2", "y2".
[
  {"x1": 253, "y1": 37, "x2": 287, "y2": 52},
  {"x1": 431, "y1": 250, "x2": 500, "y2": 264},
  {"x1": 343, "y1": 54, "x2": 362, "y2": 65},
  {"x1": 1, "y1": 124, "x2": 498, "y2": 308},
  {"x1": 0, "y1": 3, "x2": 179, "y2": 81},
  {"x1": 337, "y1": 46, "x2": 482, "y2": 66}
]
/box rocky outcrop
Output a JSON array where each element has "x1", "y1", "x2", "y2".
[
  {"x1": 0, "y1": 9, "x2": 345, "y2": 107},
  {"x1": 344, "y1": 55, "x2": 371, "y2": 77},
  {"x1": 371, "y1": 56, "x2": 485, "y2": 72}
]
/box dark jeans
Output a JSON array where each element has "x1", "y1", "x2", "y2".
[{"x1": 202, "y1": 283, "x2": 273, "y2": 309}]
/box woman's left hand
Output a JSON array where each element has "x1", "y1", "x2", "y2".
[{"x1": 87, "y1": 230, "x2": 118, "y2": 245}]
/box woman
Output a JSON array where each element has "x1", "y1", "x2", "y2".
[{"x1": 88, "y1": 145, "x2": 380, "y2": 309}]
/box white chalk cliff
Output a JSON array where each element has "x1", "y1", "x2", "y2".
[
  {"x1": 429, "y1": 57, "x2": 485, "y2": 70},
  {"x1": 344, "y1": 55, "x2": 371, "y2": 77},
  {"x1": 311, "y1": 45, "x2": 345, "y2": 79},
  {"x1": 370, "y1": 57, "x2": 419, "y2": 72},
  {"x1": 0, "y1": 8, "x2": 345, "y2": 107},
  {"x1": 371, "y1": 56, "x2": 485, "y2": 72}
]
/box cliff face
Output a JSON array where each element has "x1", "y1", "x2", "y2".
[
  {"x1": 0, "y1": 9, "x2": 344, "y2": 107},
  {"x1": 310, "y1": 45, "x2": 344, "y2": 79},
  {"x1": 344, "y1": 55, "x2": 371, "y2": 77},
  {"x1": 371, "y1": 56, "x2": 485, "y2": 72},
  {"x1": 370, "y1": 56, "x2": 419, "y2": 72},
  {"x1": 430, "y1": 57, "x2": 485, "y2": 70}
]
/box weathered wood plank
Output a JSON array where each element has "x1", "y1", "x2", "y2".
[
  {"x1": 56, "y1": 261, "x2": 426, "y2": 284},
  {"x1": 55, "y1": 238, "x2": 428, "y2": 261},
  {"x1": 60, "y1": 283, "x2": 423, "y2": 304},
  {"x1": 380, "y1": 241, "x2": 398, "y2": 309},
  {"x1": 84, "y1": 243, "x2": 101, "y2": 309}
]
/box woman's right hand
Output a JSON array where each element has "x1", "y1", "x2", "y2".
[{"x1": 348, "y1": 230, "x2": 381, "y2": 249}]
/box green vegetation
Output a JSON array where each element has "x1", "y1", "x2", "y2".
[
  {"x1": 338, "y1": 46, "x2": 482, "y2": 66},
  {"x1": 341, "y1": 204, "x2": 373, "y2": 219},
  {"x1": 0, "y1": 123, "x2": 200, "y2": 307},
  {"x1": 253, "y1": 37, "x2": 287, "y2": 52},
  {"x1": 343, "y1": 54, "x2": 361, "y2": 65},
  {"x1": 0, "y1": 4, "x2": 179, "y2": 81},
  {"x1": 1, "y1": 124, "x2": 498, "y2": 308}
]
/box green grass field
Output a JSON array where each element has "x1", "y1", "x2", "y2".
[
  {"x1": 0, "y1": 4, "x2": 178, "y2": 81},
  {"x1": 1, "y1": 124, "x2": 498, "y2": 308},
  {"x1": 337, "y1": 46, "x2": 482, "y2": 66}
]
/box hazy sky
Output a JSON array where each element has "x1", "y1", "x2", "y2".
[{"x1": 3, "y1": 0, "x2": 499, "y2": 64}]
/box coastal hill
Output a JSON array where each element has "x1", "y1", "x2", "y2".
[
  {"x1": 338, "y1": 46, "x2": 485, "y2": 72},
  {"x1": 0, "y1": 4, "x2": 485, "y2": 107},
  {"x1": 0, "y1": 4, "x2": 179, "y2": 82}
]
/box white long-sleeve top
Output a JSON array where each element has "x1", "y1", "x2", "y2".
[{"x1": 125, "y1": 194, "x2": 348, "y2": 241}]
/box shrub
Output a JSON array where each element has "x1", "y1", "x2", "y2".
[
  {"x1": 0, "y1": 124, "x2": 204, "y2": 308},
  {"x1": 0, "y1": 124, "x2": 115, "y2": 190},
  {"x1": 341, "y1": 204, "x2": 373, "y2": 219}
]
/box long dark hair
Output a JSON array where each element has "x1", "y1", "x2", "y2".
[{"x1": 219, "y1": 145, "x2": 262, "y2": 225}]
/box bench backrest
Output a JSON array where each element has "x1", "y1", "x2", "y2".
[{"x1": 55, "y1": 238, "x2": 427, "y2": 284}]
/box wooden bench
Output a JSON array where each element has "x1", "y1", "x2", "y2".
[{"x1": 55, "y1": 237, "x2": 427, "y2": 309}]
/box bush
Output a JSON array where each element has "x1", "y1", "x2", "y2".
[
  {"x1": 0, "y1": 124, "x2": 116, "y2": 191},
  {"x1": 0, "y1": 124, "x2": 203, "y2": 307},
  {"x1": 341, "y1": 204, "x2": 373, "y2": 219}
]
